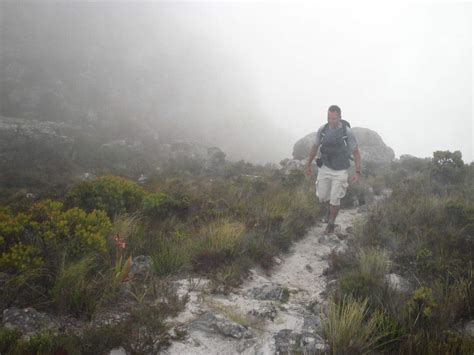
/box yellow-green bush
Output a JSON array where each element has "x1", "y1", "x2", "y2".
[
  {"x1": 65, "y1": 176, "x2": 146, "y2": 218},
  {"x1": 0, "y1": 200, "x2": 111, "y2": 273}
]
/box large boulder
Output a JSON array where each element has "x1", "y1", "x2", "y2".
[
  {"x1": 352, "y1": 127, "x2": 395, "y2": 165},
  {"x1": 292, "y1": 132, "x2": 318, "y2": 161},
  {"x1": 292, "y1": 127, "x2": 395, "y2": 166}
]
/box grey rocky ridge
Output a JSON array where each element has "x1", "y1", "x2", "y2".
[{"x1": 0, "y1": 115, "x2": 227, "y2": 198}]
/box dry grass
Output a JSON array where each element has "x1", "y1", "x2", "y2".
[
  {"x1": 197, "y1": 218, "x2": 246, "y2": 253},
  {"x1": 322, "y1": 296, "x2": 389, "y2": 354},
  {"x1": 357, "y1": 247, "x2": 391, "y2": 281}
]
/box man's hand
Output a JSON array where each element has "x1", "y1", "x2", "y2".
[
  {"x1": 350, "y1": 171, "x2": 361, "y2": 184},
  {"x1": 304, "y1": 165, "x2": 312, "y2": 177}
]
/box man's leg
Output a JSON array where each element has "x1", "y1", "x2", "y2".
[
  {"x1": 323, "y1": 201, "x2": 331, "y2": 223},
  {"x1": 328, "y1": 204, "x2": 340, "y2": 225},
  {"x1": 325, "y1": 171, "x2": 348, "y2": 233},
  {"x1": 316, "y1": 167, "x2": 331, "y2": 211},
  {"x1": 316, "y1": 178, "x2": 331, "y2": 221}
]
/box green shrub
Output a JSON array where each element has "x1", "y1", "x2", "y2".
[
  {"x1": 142, "y1": 192, "x2": 167, "y2": 217},
  {"x1": 0, "y1": 200, "x2": 111, "y2": 273},
  {"x1": 65, "y1": 176, "x2": 146, "y2": 218},
  {"x1": 401, "y1": 329, "x2": 474, "y2": 354},
  {"x1": 142, "y1": 192, "x2": 189, "y2": 219},
  {"x1": 281, "y1": 169, "x2": 305, "y2": 188},
  {"x1": 11, "y1": 332, "x2": 56, "y2": 355},
  {"x1": 0, "y1": 328, "x2": 21, "y2": 354},
  {"x1": 405, "y1": 286, "x2": 438, "y2": 330}
]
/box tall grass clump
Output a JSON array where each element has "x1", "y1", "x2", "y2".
[
  {"x1": 338, "y1": 247, "x2": 391, "y2": 303},
  {"x1": 357, "y1": 248, "x2": 391, "y2": 281},
  {"x1": 197, "y1": 219, "x2": 246, "y2": 255},
  {"x1": 192, "y1": 219, "x2": 246, "y2": 272},
  {"x1": 322, "y1": 296, "x2": 391, "y2": 354},
  {"x1": 51, "y1": 255, "x2": 100, "y2": 318},
  {"x1": 151, "y1": 233, "x2": 191, "y2": 276}
]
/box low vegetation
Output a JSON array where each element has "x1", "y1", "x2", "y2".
[
  {"x1": 0, "y1": 159, "x2": 320, "y2": 352},
  {"x1": 323, "y1": 151, "x2": 474, "y2": 353}
]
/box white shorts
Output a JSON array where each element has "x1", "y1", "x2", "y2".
[{"x1": 315, "y1": 165, "x2": 349, "y2": 206}]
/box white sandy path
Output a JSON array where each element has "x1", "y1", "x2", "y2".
[{"x1": 159, "y1": 208, "x2": 360, "y2": 355}]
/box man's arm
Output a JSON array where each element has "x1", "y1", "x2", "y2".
[{"x1": 305, "y1": 143, "x2": 320, "y2": 176}]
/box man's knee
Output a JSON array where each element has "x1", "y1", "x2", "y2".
[
  {"x1": 316, "y1": 179, "x2": 331, "y2": 202},
  {"x1": 330, "y1": 179, "x2": 348, "y2": 206}
]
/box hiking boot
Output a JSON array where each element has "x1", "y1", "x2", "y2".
[{"x1": 325, "y1": 223, "x2": 336, "y2": 234}]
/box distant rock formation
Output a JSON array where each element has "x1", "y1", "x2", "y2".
[
  {"x1": 292, "y1": 127, "x2": 395, "y2": 166},
  {"x1": 0, "y1": 116, "x2": 227, "y2": 198}
]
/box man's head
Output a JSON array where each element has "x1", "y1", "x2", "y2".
[{"x1": 327, "y1": 105, "x2": 341, "y2": 129}]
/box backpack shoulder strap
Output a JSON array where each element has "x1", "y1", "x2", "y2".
[
  {"x1": 342, "y1": 122, "x2": 348, "y2": 146},
  {"x1": 320, "y1": 123, "x2": 329, "y2": 142}
]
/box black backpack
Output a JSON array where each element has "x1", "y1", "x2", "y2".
[
  {"x1": 320, "y1": 119, "x2": 351, "y2": 147},
  {"x1": 317, "y1": 120, "x2": 353, "y2": 168}
]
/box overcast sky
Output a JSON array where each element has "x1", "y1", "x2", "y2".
[{"x1": 171, "y1": 1, "x2": 472, "y2": 162}]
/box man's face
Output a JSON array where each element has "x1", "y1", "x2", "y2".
[{"x1": 327, "y1": 111, "x2": 341, "y2": 128}]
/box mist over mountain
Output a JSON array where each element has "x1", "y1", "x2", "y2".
[{"x1": 0, "y1": 2, "x2": 293, "y2": 163}]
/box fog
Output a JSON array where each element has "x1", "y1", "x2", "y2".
[
  {"x1": 176, "y1": 2, "x2": 473, "y2": 162},
  {"x1": 1, "y1": 1, "x2": 472, "y2": 163}
]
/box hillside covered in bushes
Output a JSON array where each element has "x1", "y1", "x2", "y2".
[{"x1": 0, "y1": 149, "x2": 473, "y2": 354}]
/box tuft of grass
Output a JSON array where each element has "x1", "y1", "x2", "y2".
[
  {"x1": 51, "y1": 254, "x2": 120, "y2": 319},
  {"x1": 207, "y1": 300, "x2": 261, "y2": 329},
  {"x1": 191, "y1": 219, "x2": 246, "y2": 273},
  {"x1": 197, "y1": 218, "x2": 246, "y2": 254},
  {"x1": 338, "y1": 247, "x2": 392, "y2": 305},
  {"x1": 357, "y1": 247, "x2": 391, "y2": 281},
  {"x1": 51, "y1": 254, "x2": 100, "y2": 318},
  {"x1": 322, "y1": 296, "x2": 391, "y2": 354},
  {"x1": 280, "y1": 287, "x2": 290, "y2": 303},
  {"x1": 151, "y1": 235, "x2": 191, "y2": 276}
]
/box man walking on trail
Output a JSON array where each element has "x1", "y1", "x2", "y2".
[{"x1": 304, "y1": 105, "x2": 361, "y2": 234}]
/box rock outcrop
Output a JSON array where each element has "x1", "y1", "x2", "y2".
[
  {"x1": 0, "y1": 116, "x2": 227, "y2": 198},
  {"x1": 292, "y1": 127, "x2": 395, "y2": 166},
  {"x1": 2, "y1": 307, "x2": 58, "y2": 338}
]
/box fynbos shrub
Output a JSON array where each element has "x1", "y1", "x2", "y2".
[
  {"x1": 65, "y1": 176, "x2": 145, "y2": 218},
  {"x1": 0, "y1": 200, "x2": 111, "y2": 273}
]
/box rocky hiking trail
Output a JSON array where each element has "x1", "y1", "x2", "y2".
[{"x1": 159, "y1": 208, "x2": 360, "y2": 355}]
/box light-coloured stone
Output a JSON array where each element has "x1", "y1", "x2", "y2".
[{"x1": 384, "y1": 273, "x2": 412, "y2": 294}]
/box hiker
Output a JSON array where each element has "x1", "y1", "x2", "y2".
[{"x1": 304, "y1": 105, "x2": 361, "y2": 234}]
